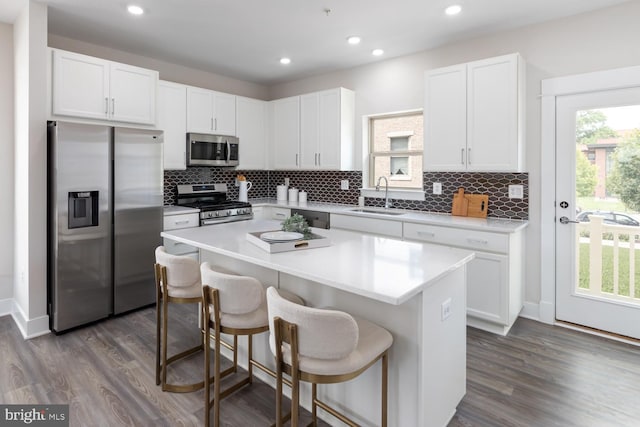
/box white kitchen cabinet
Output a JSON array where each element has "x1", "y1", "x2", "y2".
[
  {"x1": 157, "y1": 81, "x2": 187, "y2": 170},
  {"x1": 271, "y1": 96, "x2": 301, "y2": 169},
  {"x1": 52, "y1": 49, "x2": 157, "y2": 125},
  {"x1": 331, "y1": 213, "x2": 403, "y2": 238},
  {"x1": 163, "y1": 211, "x2": 199, "y2": 259},
  {"x1": 186, "y1": 86, "x2": 236, "y2": 136},
  {"x1": 403, "y1": 221, "x2": 523, "y2": 335},
  {"x1": 424, "y1": 53, "x2": 524, "y2": 172},
  {"x1": 271, "y1": 88, "x2": 355, "y2": 170},
  {"x1": 236, "y1": 96, "x2": 269, "y2": 169},
  {"x1": 271, "y1": 207, "x2": 291, "y2": 221}
]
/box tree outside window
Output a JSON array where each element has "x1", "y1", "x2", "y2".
[{"x1": 369, "y1": 112, "x2": 423, "y2": 189}]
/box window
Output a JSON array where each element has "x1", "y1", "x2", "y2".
[{"x1": 369, "y1": 111, "x2": 423, "y2": 189}]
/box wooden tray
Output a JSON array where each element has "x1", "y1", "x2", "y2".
[{"x1": 246, "y1": 230, "x2": 330, "y2": 253}]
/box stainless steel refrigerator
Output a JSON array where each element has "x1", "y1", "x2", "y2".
[{"x1": 47, "y1": 121, "x2": 163, "y2": 333}]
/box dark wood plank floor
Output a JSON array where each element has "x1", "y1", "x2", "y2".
[{"x1": 1, "y1": 305, "x2": 639, "y2": 426}]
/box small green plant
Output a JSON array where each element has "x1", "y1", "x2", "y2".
[{"x1": 281, "y1": 214, "x2": 311, "y2": 239}]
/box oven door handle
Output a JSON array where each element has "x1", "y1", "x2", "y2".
[{"x1": 226, "y1": 140, "x2": 231, "y2": 164}]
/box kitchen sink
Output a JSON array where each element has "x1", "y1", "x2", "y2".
[{"x1": 349, "y1": 208, "x2": 406, "y2": 216}]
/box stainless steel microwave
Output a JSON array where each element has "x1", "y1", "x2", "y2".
[{"x1": 186, "y1": 133, "x2": 239, "y2": 167}]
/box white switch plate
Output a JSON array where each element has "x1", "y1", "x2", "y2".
[
  {"x1": 508, "y1": 184, "x2": 524, "y2": 199},
  {"x1": 441, "y1": 298, "x2": 452, "y2": 321},
  {"x1": 340, "y1": 179, "x2": 349, "y2": 190},
  {"x1": 433, "y1": 182, "x2": 442, "y2": 195}
]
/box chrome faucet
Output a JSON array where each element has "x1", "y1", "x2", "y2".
[{"x1": 375, "y1": 176, "x2": 392, "y2": 209}]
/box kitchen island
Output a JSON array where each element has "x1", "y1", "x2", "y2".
[{"x1": 162, "y1": 219, "x2": 475, "y2": 427}]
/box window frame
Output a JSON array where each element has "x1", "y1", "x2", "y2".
[{"x1": 361, "y1": 109, "x2": 426, "y2": 201}]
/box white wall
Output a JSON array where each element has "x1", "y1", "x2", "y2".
[
  {"x1": 268, "y1": 1, "x2": 640, "y2": 312},
  {"x1": 0, "y1": 23, "x2": 14, "y2": 306},
  {"x1": 13, "y1": 1, "x2": 48, "y2": 337},
  {"x1": 48, "y1": 34, "x2": 269, "y2": 101}
]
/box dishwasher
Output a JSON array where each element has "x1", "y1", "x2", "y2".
[{"x1": 290, "y1": 209, "x2": 330, "y2": 229}]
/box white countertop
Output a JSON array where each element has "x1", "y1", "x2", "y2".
[
  {"x1": 161, "y1": 219, "x2": 474, "y2": 305},
  {"x1": 163, "y1": 205, "x2": 200, "y2": 216},
  {"x1": 250, "y1": 198, "x2": 528, "y2": 233}
]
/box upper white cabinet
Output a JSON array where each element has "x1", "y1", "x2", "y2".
[
  {"x1": 52, "y1": 49, "x2": 157, "y2": 125},
  {"x1": 271, "y1": 96, "x2": 301, "y2": 169},
  {"x1": 424, "y1": 53, "x2": 524, "y2": 172},
  {"x1": 272, "y1": 87, "x2": 354, "y2": 170},
  {"x1": 157, "y1": 80, "x2": 187, "y2": 170},
  {"x1": 186, "y1": 87, "x2": 236, "y2": 136},
  {"x1": 236, "y1": 96, "x2": 269, "y2": 170}
]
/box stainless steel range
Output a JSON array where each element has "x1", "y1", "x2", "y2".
[{"x1": 176, "y1": 183, "x2": 253, "y2": 225}]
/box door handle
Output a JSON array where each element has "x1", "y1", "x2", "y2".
[
  {"x1": 111, "y1": 98, "x2": 115, "y2": 116},
  {"x1": 559, "y1": 216, "x2": 579, "y2": 224},
  {"x1": 467, "y1": 147, "x2": 471, "y2": 164},
  {"x1": 105, "y1": 97, "x2": 108, "y2": 114},
  {"x1": 461, "y1": 148, "x2": 465, "y2": 164},
  {"x1": 317, "y1": 152, "x2": 320, "y2": 166}
]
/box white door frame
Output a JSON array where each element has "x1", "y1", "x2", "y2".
[{"x1": 540, "y1": 65, "x2": 640, "y2": 324}]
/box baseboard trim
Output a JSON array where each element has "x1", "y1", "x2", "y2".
[
  {"x1": 11, "y1": 301, "x2": 50, "y2": 339},
  {"x1": 519, "y1": 302, "x2": 540, "y2": 321}
]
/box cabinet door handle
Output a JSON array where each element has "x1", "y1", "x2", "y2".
[
  {"x1": 295, "y1": 153, "x2": 298, "y2": 166},
  {"x1": 314, "y1": 153, "x2": 318, "y2": 165},
  {"x1": 174, "y1": 220, "x2": 190, "y2": 225},
  {"x1": 274, "y1": 213, "x2": 286, "y2": 218},
  {"x1": 461, "y1": 148, "x2": 465, "y2": 164},
  {"x1": 105, "y1": 97, "x2": 108, "y2": 114},
  {"x1": 214, "y1": 118, "x2": 218, "y2": 130},
  {"x1": 417, "y1": 231, "x2": 435, "y2": 237},
  {"x1": 317, "y1": 152, "x2": 320, "y2": 166},
  {"x1": 211, "y1": 117, "x2": 214, "y2": 131},
  {"x1": 468, "y1": 147, "x2": 471, "y2": 164},
  {"x1": 467, "y1": 238, "x2": 488, "y2": 245},
  {"x1": 111, "y1": 98, "x2": 115, "y2": 116}
]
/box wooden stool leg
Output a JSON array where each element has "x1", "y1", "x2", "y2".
[
  {"x1": 155, "y1": 293, "x2": 161, "y2": 386},
  {"x1": 161, "y1": 294, "x2": 169, "y2": 389},
  {"x1": 204, "y1": 320, "x2": 211, "y2": 427},
  {"x1": 382, "y1": 352, "x2": 388, "y2": 427},
  {"x1": 248, "y1": 335, "x2": 253, "y2": 384},
  {"x1": 214, "y1": 324, "x2": 221, "y2": 427},
  {"x1": 311, "y1": 383, "x2": 317, "y2": 426}
]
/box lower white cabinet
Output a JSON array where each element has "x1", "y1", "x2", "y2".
[
  {"x1": 331, "y1": 214, "x2": 403, "y2": 238},
  {"x1": 163, "y1": 211, "x2": 199, "y2": 259},
  {"x1": 403, "y1": 221, "x2": 523, "y2": 335},
  {"x1": 271, "y1": 207, "x2": 291, "y2": 221}
]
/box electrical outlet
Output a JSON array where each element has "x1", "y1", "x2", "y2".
[
  {"x1": 340, "y1": 179, "x2": 349, "y2": 190},
  {"x1": 433, "y1": 182, "x2": 442, "y2": 195},
  {"x1": 284, "y1": 177, "x2": 290, "y2": 186},
  {"x1": 508, "y1": 184, "x2": 524, "y2": 199},
  {"x1": 441, "y1": 298, "x2": 452, "y2": 321}
]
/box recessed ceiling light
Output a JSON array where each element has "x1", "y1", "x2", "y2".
[
  {"x1": 347, "y1": 36, "x2": 361, "y2": 45},
  {"x1": 127, "y1": 5, "x2": 144, "y2": 15},
  {"x1": 280, "y1": 57, "x2": 291, "y2": 65},
  {"x1": 445, "y1": 5, "x2": 462, "y2": 16},
  {"x1": 372, "y1": 49, "x2": 384, "y2": 56}
]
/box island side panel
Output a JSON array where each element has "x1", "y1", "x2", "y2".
[{"x1": 421, "y1": 265, "x2": 467, "y2": 427}]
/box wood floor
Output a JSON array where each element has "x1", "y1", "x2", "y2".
[{"x1": 1, "y1": 305, "x2": 639, "y2": 426}]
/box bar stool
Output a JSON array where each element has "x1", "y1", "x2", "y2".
[
  {"x1": 266, "y1": 286, "x2": 393, "y2": 427},
  {"x1": 201, "y1": 262, "x2": 304, "y2": 427},
  {"x1": 154, "y1": 246, "x2": 207, "y2": 393}
]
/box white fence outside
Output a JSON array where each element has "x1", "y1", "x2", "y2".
[{"x1": 576, "y1": 215, "x2": 640, "y2": 305}]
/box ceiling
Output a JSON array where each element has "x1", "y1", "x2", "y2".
[{"x1": 1, "y1": 0, "x2": 630, "y2": 85}]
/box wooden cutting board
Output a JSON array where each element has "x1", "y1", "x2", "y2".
[
  {"x1": 466, "y1": 194, "x2": 489, "y2": 218},
  {"x1": 451, "y1": 188, "x2": 469, "y2": 217}
]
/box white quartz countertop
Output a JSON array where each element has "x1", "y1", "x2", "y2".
[
  {"x1": 162, "y1": 219, "x2": 475, "y2": 305},
  {"x1": 163, "y1": 205, "x2": 200, "y2": 216},
  {"x1": 250, "y1": 198, "x2": 528, "y2": 233}
]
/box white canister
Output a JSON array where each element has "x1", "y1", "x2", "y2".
[
  {"x1": 277, "y1": 185, "x2": 288, "y2": 201},
  {"x1": 288, "y1": 188, "x2": 299, "y2": 202},
  {"x1": 298, "y1": 191, "x2": 307, "y2": 203}
]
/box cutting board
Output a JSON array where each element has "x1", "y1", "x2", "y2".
[
  {"x1": 466, "y1": 194, "x2": 489, "y2": 218},
  {"x1": 451, "y1": 188, "x2": 489, "y2": 218},
  {"x1": 451, "y1": 188, "x2": 469, "y2": 217}
]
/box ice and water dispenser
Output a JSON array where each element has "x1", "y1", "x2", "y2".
[{"x1": 68, "y1": 191, "x2": 99, "y2": 229}]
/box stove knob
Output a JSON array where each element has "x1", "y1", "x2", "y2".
[
  {"x1": 214, "y1": 211, "x2": 220, "y2": 217},
  {"x1": 227, "y1": 210, "x2": 232, "y2": 216}
]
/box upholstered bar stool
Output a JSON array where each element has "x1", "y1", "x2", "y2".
[
  {"x1": 266, "y1": 286, "x2": 393, "y2": 427},
  {"x1": 154, "y1": 246, "x2": 208, "y2": 393},
  {"x1": 201, "y1": 262, "x2": 304, "y2": 427}
]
